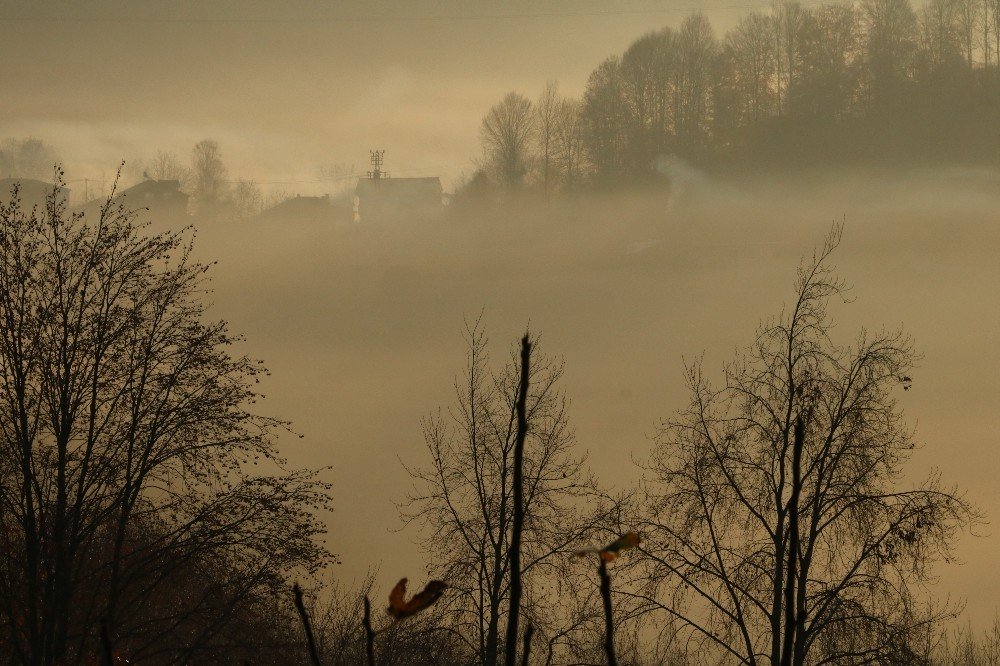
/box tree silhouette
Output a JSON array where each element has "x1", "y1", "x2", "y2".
[
  {"x1": 0, "y1": 172, "x2": 332, "y2": 664},
  {"x1": 631, "y1": 226, "x2": 977, "y2": 665},
  {"x1": 400, "y1": 320, "x2": 612, "y2": 665},
  {"x1": 480, "y1": 93, "x2": 536, "y2": 191},
  {"x1": 190, "y1": 139, "x2": 229, "y2": 216}
]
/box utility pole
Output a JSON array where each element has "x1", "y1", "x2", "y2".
[{"x1": 366, "y1": 150, "x2": 387, "y2": 182}]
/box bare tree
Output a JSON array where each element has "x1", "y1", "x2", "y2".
[
  {"x1": 0, "y1": 172, "x2": 333, "y2": 665},
  {"x1": 982, "y1": 0, "x2": 993, "y2": 67},
  {"x1": 791, "y1": 3, "x2": 863, "y2": 120},
  {"x1": 727, "y1": 13, "x2": 779, "y2": 124},
  {"x1": 773, "y1": 2, "x2": 807, "y2": 113},
  {"x1": 861, "y1": 0, "x2": 919, "y2": 104},
  {"x1": 480, "y1": 93, "x2": 536, "y2": 191},
  {"x1": 933, "y1": 616, "x2": 1000, "y2": 665},
  {"x1": 675, "y1": 13, "x2": 718, "y2": 153},
  {"x1": 232, "y1": 179, "x2": 263, "y2": 220},
  {"x1": 582, "y1": 57, "x2": 627, "y2": 184},
  {"x1": 552, "y1": 98, "x2": 587, "y2": 191},
  {"x1": 631, "y1": 226, "x2": 977, "y2": 665},
  {"x1": 918, "y1": 0, "x2": 963, "y2": 68},
  {"x1": 0, "y1": 137, "x2": 59, "y2": 181},
  {"x1": 535, "y1": 82, "x2": 561, "y2": 195},
  {"x1": 988, "y1": 0, "x2": 1000, "y2": 67},
  {"x1": 190, "y1": 139, "x2": 229, "y2": 216},
  {"x1": 618, "y1": 28, "x2": 679, "y2": 176},
  {"x1": 953, "y1": 0, "x2": 982, "y2": 65},
  {"x1": 148, "y1": 150, "x2": 188, "y2": 183},
  {"x1": 502, "y1": 335, "x2": 531, "y2": 666},
  {"x1": 400, "y1": 321, "x2": 611, "y2": 665}
]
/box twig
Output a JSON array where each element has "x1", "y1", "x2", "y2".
[
  {"x1": 363, "y1": 596, "x2": 376, "y2": 666},
  {"x1": 520, "y1": 622, "x2": 534, "y2": 666},
  {"x1": 504, "y1": 334, "x2": 532, "y2": 666},
  {"x1": 293, "y1": 583, "x2": 322, "y2": 666},
  {"x1": 598, "y1": 559, "x2": 618, "y2": 666}
]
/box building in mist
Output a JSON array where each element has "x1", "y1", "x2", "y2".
[
  {"x1": 118, "y1": 178, "x2": 188, "y2": 217},
  {"x1": 72, "y1": 178, "x2": 188, "y2": 221},
  {"x1": 350, "y1": 151, "x2": 443, "y2": 222},
  {"x1": 258, "y1": 193, "x2": 350, "y2": 223},
  {"x1": 353, "y1": 176, "x2": 443, "y2": 222}
]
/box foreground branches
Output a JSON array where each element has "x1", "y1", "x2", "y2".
[
  {"x1": 634, "y1": 225, "x2": 977, "y2": 665},
  {"x1": 0, "y1": 172, "x2": 333, "y2": 665},
  {"x1": 400, "y1": 320, "x2": 614, "y2": 665}
]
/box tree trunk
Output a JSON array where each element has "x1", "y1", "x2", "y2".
[
  {"x1": 780, "y1": 415, "x2": 804, "y2": 666},
  {"x1": 502, "y1": 336, "x2": 531, "y2": 666}
]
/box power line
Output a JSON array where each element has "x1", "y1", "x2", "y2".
[{"x1": 62, "y1": 163, "x2": 464, "y2": 188}]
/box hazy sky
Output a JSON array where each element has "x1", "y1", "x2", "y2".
[{"x1": 0, "y1": 0, "x2": 760, "y2": 192}]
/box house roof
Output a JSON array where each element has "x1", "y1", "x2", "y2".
[
  {"x1": 120, "y1": 179, "x2": 185, "y2": 197},
  {"x1": 69, "y1": 179, "x2": 189, "y2": 219},
  {"x1": 259, "y1": 194, "x2": 349, "y2": 222}
]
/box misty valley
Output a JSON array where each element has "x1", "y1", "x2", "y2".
[{"x1": 1, "y1": 1, "x2": 999, "y2": 665}]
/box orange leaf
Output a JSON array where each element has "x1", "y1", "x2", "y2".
[
  {"x1": 601, "y1": 531, "x2": 640, "y2": 560},
  {"x1": 575, "y1": 531, "x2": 641, "y2": 562},
  {"x1": 386, "y1": 578, "x2": 448, "y2": 620}
]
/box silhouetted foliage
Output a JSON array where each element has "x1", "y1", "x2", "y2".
[
  {"x1": 627, "y1": 225, "x2": 978, "y2": 664},
  {"x1": 474, "y1": 0, "x2": 1000, "y2": 195},
  {"x1": 0, "y1": 172, "x2": 333, "y2": 664},
  {"x1": 399, "y1": 320, "x2": 615, "y2": 665}
]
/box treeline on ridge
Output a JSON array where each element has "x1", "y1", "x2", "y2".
[{"x1": 471, "y1": 0, "x2": 1000, "y2": 197}]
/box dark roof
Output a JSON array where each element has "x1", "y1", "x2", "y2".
[
  {"x1": 70, "y1": 179, "x2": 189, "y2": 220},
  {"x1": 117, "y1": 179, "x2": 188, "y2": 203},
  {"x1": 259, "y1": 195, "x2": 348, "y2": 222},
  {"x1": 121, "y1": 179, "x2": 184, "y2": 194}
]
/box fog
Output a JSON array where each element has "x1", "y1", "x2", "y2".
[{"x1": 182, "y1": 166, "x2": 1000, "y2": 623}]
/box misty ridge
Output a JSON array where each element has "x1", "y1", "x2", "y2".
[
  {"x1": 6, "y1": 0, "x2": 1000, "y2": 214},
  {"x1": 470, "y1": 0, "x2": 1000, "y2": 197},
  {"x1": 0, "y1": 2, "x2": 999, "y2": 666}
]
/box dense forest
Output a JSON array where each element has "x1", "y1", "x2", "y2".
[{"x1": 472, "y1": 0, "x2": 1000, "y2": 196}]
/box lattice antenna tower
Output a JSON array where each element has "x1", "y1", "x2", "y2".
[{"x1": 367, "y1": 150, "x2": 387, "y2": 180}]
